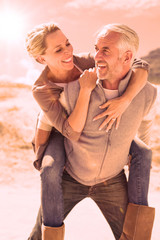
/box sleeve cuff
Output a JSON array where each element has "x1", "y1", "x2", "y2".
[
  {"x1": 132, "y1": 59, "x2": 150, "y2": 72},
  {"x1": 62, "y1": 120, "x2": 81, "y2": 141},
  {"x1": 37, "y1": 111, "x2": 52, "y2": 131}
]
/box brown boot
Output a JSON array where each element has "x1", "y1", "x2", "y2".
[
  {"x1": 42, "y1": 223, "x2": 65, "y2": 240},
  {"x1": 120, "y1": 203, "x2": 155, "y2": 240}
]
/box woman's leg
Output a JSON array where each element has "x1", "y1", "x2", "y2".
[
  {"x1": 119, "y1": 138, "x2": 155, "y2": 240},
  {"x1": 40, "y1": 131, "x2": 66, "y2": 227},
  {"x1": 128, "y1": 138, "x2": 152, "y2": 206}
]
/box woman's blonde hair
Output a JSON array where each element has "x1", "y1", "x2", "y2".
[{"x1": 26, "y1": 22, "x2": 60, "y2": 63}]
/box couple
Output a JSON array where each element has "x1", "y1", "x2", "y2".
[{"x1": 26, "y1": 22, "x2": 156, "y2": 240}]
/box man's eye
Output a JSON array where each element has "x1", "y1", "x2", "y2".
[
  {"x1": 103, "y1": 50, "x2": 109, "y2": 54},
  {"x1": 66, "y1": 42, "x2": 71, "y2": 47}
]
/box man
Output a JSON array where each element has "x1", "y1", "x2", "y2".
[{"x1": 28, "y1": 24, "x2": 156, "y2": 240}]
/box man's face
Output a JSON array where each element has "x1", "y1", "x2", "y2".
[{"x1": 94, "y1": 31, "x2": 124, "y2": 82}]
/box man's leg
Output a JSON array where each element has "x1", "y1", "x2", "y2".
[
  {"x1": 91, "y1": 170, "x2": 128, "y2": 240},
  {"x1": 62, "y1": 170, "x2": 90, "y2": 219},
  {"x1": 27, "y1": 170, "x2": 90, "y2": 240}
]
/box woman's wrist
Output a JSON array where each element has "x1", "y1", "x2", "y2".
[
  {"x1": 80, "y1": 87, "x2": 93, "y2": 95},
  {"x1": 119, "y1": 93, "x2": 133, "y2": 104}
]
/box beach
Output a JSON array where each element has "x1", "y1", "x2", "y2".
[{"x1": 0, "y1": 81, "x2": 160, "y2": 240}]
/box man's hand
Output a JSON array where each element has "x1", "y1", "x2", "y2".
[
  {"x1": 93, "y1": 95, "x2": 131, "y2": 132},
  {"x1": 79, "y1": 68, "x2": 97, "y2": 91}
]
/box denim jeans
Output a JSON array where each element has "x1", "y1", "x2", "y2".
[
  {"x1": 40, "y1": 131, "x2": 65, "y2": 227},
  {"x1": 29, "y1": 170, "x2": 128, "y2": 240},
  {"x1": 129, "y1": 138, "x2": 152, "y2": 206},
  {"x1": 30, "y1": 134, "x2": 152, "y2": 239},
  {"x1": 62, "y1": 169, "x2": 128, "y2": 240}
]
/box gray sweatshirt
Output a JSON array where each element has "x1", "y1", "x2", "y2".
[
  {"x1": 63, "y1": 70, "x2": 157, "y2": 185},
  {"x1": 32, "y1": 53, "x2": 155, "y2": 184}
]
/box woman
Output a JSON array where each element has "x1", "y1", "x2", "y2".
[{"x1": 26, "y1": 22, "x2": 151, "y2": 240}]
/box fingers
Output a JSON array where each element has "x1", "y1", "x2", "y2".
[
  {"x1": 115, "y1": 115, "x2": 121, "y2": 130},
  {"x1": 93, "y1": 106, "x2": 116, "y2": 121},
  {"x1": 81, "y1": 68, "x2": 97, "y2": 78},
  {"x1": 88, "y1": 67, "x2": 96, "y2": 72},
  {"x1": 93, "y1": 67, "x2": 97, "y2": 73},
  {"x1": 105, "y1": 118, "x2": 116, "y2": 132},
  {"x1": 98, "y1": 115, "x2": 121, "y2": 132},
  {"x1": 128, "y1": 154, "x2": 132, "y2": 170},
  {"x1": 99, "y1": 117, "x2": 116, "y2": 131},
  {"x1": 99, "y1": 101, "x2": 110, "y2": 109},
  {"x1": 93, "y1": 111, "x2": 108, "y2": 121}
]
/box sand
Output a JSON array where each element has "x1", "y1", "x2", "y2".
[{"x1": 0, "y1": 81, "x2": 159, "y2": 240}]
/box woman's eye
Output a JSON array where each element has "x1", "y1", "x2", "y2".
[{"x1": 56, "y1": 48, "x2": 62, "y2": 53}]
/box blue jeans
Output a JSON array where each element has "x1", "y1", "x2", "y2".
[
  {"x1": 129, "y1": 138, "x2": 152, "y2": 206},
  {"x1": 62, "y1": 169, "x2": 128, "y2": 240},
  {"x1": 35, "y1": 169, "x2": 128, "y2": 240},
  {"x1": 40, "y1": 131, "x2": 65, "y2": 227},
  {"x1": 39, "y1": 133, "x2": 151, "y2": 235}
]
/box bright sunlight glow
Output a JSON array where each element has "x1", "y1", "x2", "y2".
[{"x1": 0, "y1": 9, "x2": 26, "y2": 42}]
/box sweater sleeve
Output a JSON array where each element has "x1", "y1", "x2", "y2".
[
  {"x1": 37, "y1": 110, "x2": 52, "y2": 131},
  {"x1": 132, "y1": 58, "x2": 149, "y2": 71},
  {"x1": 137, "y1": 84, "x2": 157, "y2": 146},
  {"x1": 32, "y1": 83, "x2": 81, "y2": 141},
  {"x1": 32, "y1": 54, "x2": 95, "y2": 141}
]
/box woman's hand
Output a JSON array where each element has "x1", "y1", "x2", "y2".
[
  {"x1": 93, "y1": 96, "x2": 131, "y2": 132},
  {"x1": 79, "y1": 68, "x2": 97, "y2": 91}
]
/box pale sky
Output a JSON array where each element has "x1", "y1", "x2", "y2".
[{"x1": 0, "y1": 0, "x2": 160, "y2": 82}]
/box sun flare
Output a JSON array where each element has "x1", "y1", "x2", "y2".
[{"x1": 0, "y1": 9, "x2": 26, "y2": 42}]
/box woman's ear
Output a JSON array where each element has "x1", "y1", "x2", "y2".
[{"x1": 36, "y1": 55, "x2": 46, "y2": 64}]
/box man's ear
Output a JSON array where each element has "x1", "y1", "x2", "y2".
[
  {"x1": 36, "y1": 55, "x2": 46, "y2": 64},
  {"x1": 123, "y1": 50, "x2": 133, "y2": 64}
]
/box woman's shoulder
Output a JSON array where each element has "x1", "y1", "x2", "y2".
[
  {"x1": 32, "y1": 66, "x2": 62, "y2": 92},
  {"x1": 32, "y1": 66, "x2": 63, "y2": 105},
  {"x1": 32, "y1": 66, "x2": 49, "y2": 88}
]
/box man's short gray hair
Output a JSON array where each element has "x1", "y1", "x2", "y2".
[{"x1": 97, "y1": 23, "x2": 139, "y2": 60}]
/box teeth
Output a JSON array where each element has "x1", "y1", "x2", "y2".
[
  {"x1": 97, "y1": 63, "x2": 106, "y2": 67},
  {"x1": 63, "y1": 57, "x2": 72, "y2": 63},
  {"x1": 98, "y1": 65, "x2": 106, "y2": 67}
]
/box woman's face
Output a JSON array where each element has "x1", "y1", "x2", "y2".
[{"x1": 41, "y1": 30, "x2": 74, "y2": 71}]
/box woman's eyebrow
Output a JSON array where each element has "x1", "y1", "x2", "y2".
[{"x1": 54, "y1": 39, "x2": 69, "y2": 49}]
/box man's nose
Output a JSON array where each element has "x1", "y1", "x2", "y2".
[{"x1": 95, "y1": 50, "x2": 103, "y2": 61}]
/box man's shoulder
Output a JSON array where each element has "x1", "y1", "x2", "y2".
[
  {"x1": 73, "y1": 52, "x2": 95, "y2": 71},
  {"x1": 143, "y1": 82, "x2": 157, "y2": 99},
  {"x1": 65, "y1": 79, "x2": 80, "y2": 94},
  {"x1": 140, "y1": 82, "x2": 157, "y2": 115}
]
